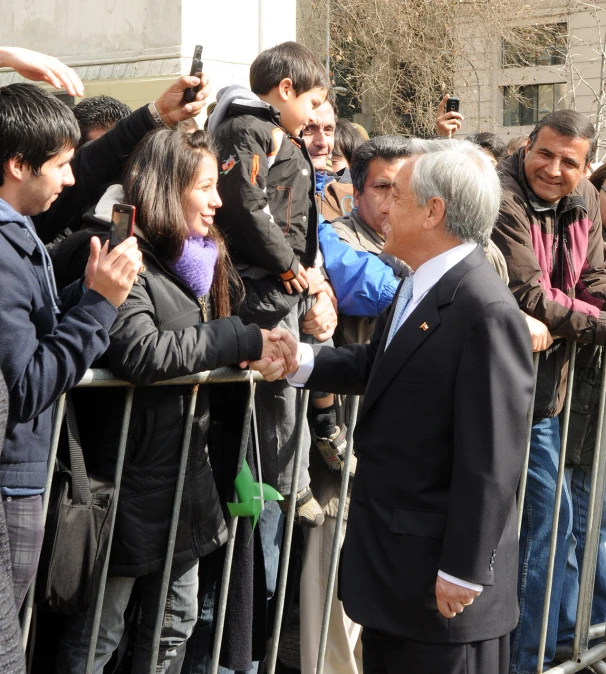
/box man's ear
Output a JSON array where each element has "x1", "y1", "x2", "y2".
[
  {"x1": 4, "y1": 156, "x2": 27, "y2": 182},
  {"x1": 353, "y1": 186, "x2": 360, "y2": 207},
  {"x1": 277, "y1": 78, "x2": 294, "y2": 102},
  {"x1": 423, "y1": 196, "x2": 446, "y2": 231}
]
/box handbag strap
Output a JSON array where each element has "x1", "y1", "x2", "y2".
[{"x1": 65, "y1": 394, "x2": 93, "y2": 506}]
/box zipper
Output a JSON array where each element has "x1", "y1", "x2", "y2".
[
  {"x1": 199, "y1": 296, "x2": 208, "y2": 322},
  {"x1": 563, "y1": 230, "x2": 575, "y2": 284}
]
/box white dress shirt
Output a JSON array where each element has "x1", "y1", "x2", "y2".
[{"x1": 288, "y1": 241, "x2": 483, "y2": 593}]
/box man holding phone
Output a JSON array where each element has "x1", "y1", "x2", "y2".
[{"x1": 0, "y1": 82, "x2": 142, "y2": 608}]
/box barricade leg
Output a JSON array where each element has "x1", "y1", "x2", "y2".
[
  {"x1": 84, "y1": 388, "x2": 134, "y2": 674},
  {"x1": 147, "y1": 385, "x2": 200, "y2": 674},
  {"x1": 265, "y1": 389, "x2": 310, "y2": 674},
  {"x1": 535, "y1": 343, "x2": 577, "y2": 673},
  {"x1": 21, "y1": 393, "x2": 66, "y2": 649},
  {"x1": 518, "y1": 353, "x2": 540, "y2": 537},
  {"x1": 573, "y1": 348, "x2": 606, "y2": 658},
  {"x1": 315, "y1": 395, "x2": 359, "y2": 674},
  {"x1": 209, "y1": 382, "x2": 256, "y2": 674}
]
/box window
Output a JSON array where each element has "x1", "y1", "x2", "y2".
[
  {"x1": 502, "y1": 23, "x2": 567, "y2": 68},
  {"x1": 502, "y1": 83, "x2": 566, "y2": 126}
]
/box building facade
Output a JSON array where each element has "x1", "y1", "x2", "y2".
[{"x1": 0, "y1": 0, "x2": 296, "y2": 118}]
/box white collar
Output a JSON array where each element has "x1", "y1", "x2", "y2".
[{"x1": 410, "y1": 241, "x2": 477, "y2": 304}]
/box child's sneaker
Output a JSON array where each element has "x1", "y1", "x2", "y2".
[
  {"x1": 312, "y1": 424, "x2": 348, "y2": 473},
  {"x1": 279, "y1": 486, "x2": 324, "y2": 527}
]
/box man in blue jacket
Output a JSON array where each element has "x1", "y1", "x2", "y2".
[{"x1": 0, "y1": 83, "x2": 142, "y2": 609}]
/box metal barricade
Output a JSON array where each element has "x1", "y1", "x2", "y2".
[
  {"x1": 22, "y1": 340, "x2": 606, "y2": 674},
  {"x1": 22, "y1": 367, "x2": 265, "y2": 674}
]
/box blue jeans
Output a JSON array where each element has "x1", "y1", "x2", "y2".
[
  {"x1": 563, "y1": 466, "x2": 606, "y2": 638},
  {"x1": 511, "y1": 417, "x2": 579, "y2": 674},
  {"x1": 56, "y1": 558, "x2": 199, "y2": 674},
  {"x1": 182, "y1": 500, "x2": 284, "y2": 674}
]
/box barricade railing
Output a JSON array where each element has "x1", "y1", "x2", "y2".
[{"x1": 21, "y1": 343, "x2": 606, "y2": 674}]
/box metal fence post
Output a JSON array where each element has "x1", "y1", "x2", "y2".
[
  {"x1": 85, "y1": 388, "x2": 134, "y2": 674},
  {"x1": 573, "y1": 347, "x2": 606, "y2": 658},
  {"x1": 147, "y1": 385, "x2": 200, "y2": 673},
  {"x1": 265, "y1": 389, "x2": 310, "y2": 674},
  {"x1": 518, "y1": 352, "x2": 540, "y2": 537},
  {"x1": 316, "y1": 395, "x2": 359, "y2": 674},
  {"x1": 537, "y1": 342, "x2": 577, "y2": 673},
  {"x1": 209, "y1": 382, "x2": 256, "y2": 674},
  {"x1": 21, "y1": 393, "x2": 66, "y2": 648}
]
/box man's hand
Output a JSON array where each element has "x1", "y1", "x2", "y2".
[
  {"x1": 436, "y1": 94, "x2": 464, "y2": 138},
  {"x1": 524, "y1": 314, "x2": 553, "y2": 352},
  {"x1": 0, "y1": 47, "x2": 84, "y2": 96},
  {"x1": 241, "y1": 327, "x2": 300, "y2": 381},
  {"x1": 84, "y1": 237, "x2": 142, "y2": 308},
  {"x1": 435, "y1": 575, "x2": 481, "y2": 619},
  {"x1": 281, "y1": 266, "x2": 309, "y2": 295},
  {"x1": 153, "y1": 74, "x2": 212, "y2": 126},
  {"x1": 305, "y1": 267, "x2": 325, "y2": 296},
  {"x1": 302, "y1": 289, "x2": 338, "y2": 341}
]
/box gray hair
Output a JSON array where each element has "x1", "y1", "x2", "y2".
[{"x1": 408, "y1": 140, "x2": 501, "y2": 246}]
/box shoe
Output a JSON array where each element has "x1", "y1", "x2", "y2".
[
  {"x1": 312, "y1": 424, "x2": 349, "y2": 473},
  {"x1": 279, "y1": 486, "x2": 324, "y2": 527}
]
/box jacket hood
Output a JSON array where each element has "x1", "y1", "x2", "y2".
[
  {"x1": 207, "y1": 85, "x2": 272, "y2": 135},
  {"x1": 0, "y1": 198, "x2": 30, "y2": 228},
  {"x1": 85, "y1": 184, "x2": 145, "y2": 238}
]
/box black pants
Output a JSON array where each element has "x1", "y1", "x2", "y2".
[{"x1": 362, "y1": 628, "x2": 510, "y2": 674}]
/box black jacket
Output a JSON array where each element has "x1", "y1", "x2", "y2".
[
  {"x1": 306, "y1": 247, "x2": 535, "y2": 643},
  {"x1": 52, "y1": 221, "x2": 263, "y2": 576},
  {"x1": 213, "y1": 102, "x2": 319, "y2": 275}
]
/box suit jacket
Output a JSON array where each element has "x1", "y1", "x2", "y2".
[{"x1": 306, "y1": 245, "x2": 534, "y2": 643}]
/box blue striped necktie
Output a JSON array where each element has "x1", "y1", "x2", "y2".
[{"x1": 385, "y1": 274, "x2": 415, "y2": 349}]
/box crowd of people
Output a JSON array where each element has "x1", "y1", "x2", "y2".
[{"x1": 0, "y1": 39, "x2": 605, "y2": 674}]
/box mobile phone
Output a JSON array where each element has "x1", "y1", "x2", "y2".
[
  {"x1": 182, "y1": 45, "x2": 203, "y2": 104},
  {"x1": 109, "y1": 204, "x2": 136, "y2": 251},
  {"x1": 445, "y1": 96, "x2": 460, "y2": 113}
]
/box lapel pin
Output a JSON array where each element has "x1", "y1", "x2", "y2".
[{"x1": 420, "y1": 322, "x2": 429, "y2": 331}]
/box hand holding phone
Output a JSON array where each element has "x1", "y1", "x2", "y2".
[
  {"x1": 445, "y1": 96, "x2": 460, "y2": 113},
  {"x1": 436, "y1": 94, "x2": 463, "y2": 138},
  {"x1": 109, "y1": 204, "x2": 136, "y2": 251},
  {"x1": 183, "y1": 45, "x2": 203, "y2": 104}
]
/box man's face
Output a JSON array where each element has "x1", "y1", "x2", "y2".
[
  {"x1": 280, "y1": 86, "x2": 326, "y2": 137},
  {"x1": 19, "y1": 148, "x2": 75, "y2": 216},
  {"x1": 381, "y1": 157, "x2": 426, "y2": 262},
  {"x1": 524, "y1": 127, "x2": 590, "y2": 203},
  {"x1": 355, "y1": 157, "x2": 407, "y2": 234},
  {"x1": 303, "y1": 101, "x2": 335, "y2": 171}
]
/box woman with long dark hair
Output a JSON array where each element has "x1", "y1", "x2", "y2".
[{"x1": 52, "y1": 128, "x2": 294, "y2": 673}]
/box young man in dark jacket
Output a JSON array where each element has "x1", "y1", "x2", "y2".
[
  {"x1": 0, "y1": 83, "x2": 142, "y2": 609},
  {"x1": 208, "y1": 42, "x2": 333, "y2": 526},
  {"x1": 492, "y1": 110, "x2": 606, "y2": 674}
]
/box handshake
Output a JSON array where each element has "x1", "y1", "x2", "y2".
[{"x1": 240, "y1": 327, "x2": 300, "y2": 382}]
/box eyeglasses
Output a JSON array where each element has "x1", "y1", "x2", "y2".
[{"x1": 601, "y1": 185, "x2": 606, "y2": 194}]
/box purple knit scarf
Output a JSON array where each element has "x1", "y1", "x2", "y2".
[{"x1": 168, "y1": 236, "x2": 218, "y2": 299}]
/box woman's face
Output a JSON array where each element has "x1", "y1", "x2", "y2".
[{"x1": 185, "y1": 153, "x2": 222, "y2": 238}]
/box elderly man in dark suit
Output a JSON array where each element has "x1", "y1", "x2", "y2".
[{"x1": 253, "y1": 139, "x2": 535, "y2": 673}]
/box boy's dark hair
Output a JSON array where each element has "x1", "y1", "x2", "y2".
[
  {"x1": 0, "y1": 83, "x2": 80, "y2": 186},
  {"x1": 72, "y1": 95, "x2": 132, "y2": 145},
  {"x1": 529, "y1": 109, "x2": 597, "y2": 165},
  {"x1": 333, "y1": 119, "x2": 364, "y2": 166},
  {"x1": 465, "y1": 132, "x2": 507, "y2": 162},
  {"x1": 249, "y1": 41, "x2": 330, "y2": 96}
]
